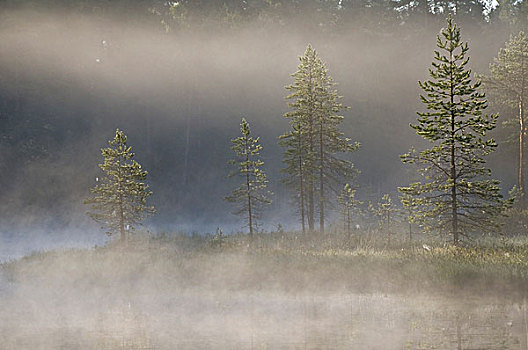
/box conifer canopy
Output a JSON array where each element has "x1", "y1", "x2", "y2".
[
  {"x1": 400, "y1": 16, "x2": 506, "y2": 244},
  {"x1": 225, "y1": 118, "x2": 271, "y2": 236},
  {"x1": 85, "y1": 129, "x2": 155, "y2": 243}
]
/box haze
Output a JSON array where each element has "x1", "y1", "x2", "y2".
[
  {"x1": 0, "y1": 3, "x2": 512, "y2": 242},
  {"x1": 2, "y1": 2, "x2": 528, "y2": 349}
]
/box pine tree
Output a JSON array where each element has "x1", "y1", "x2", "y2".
[
  {"x1": 400, "y1": 193, "x2": 418, "y2": 241},
  {"x1": 279, "y1": 122, "x2": 307, "y2": 233},
  {"x1": 400, "y1": 16, "x2": 506, "y2": 244},
  {"x1": 281, "y1": 44, "x2": 359, "y2": 234},
  {"x1": 369, "y1": 194, "x2": 398, "y2": 242},
  {"x1": 337, "y1": 183, "x2": 362, "y2": 238},
  {"x1": 483, "y1": 32, "x2": 528, "y2": 206},
  {"x1": 85, "y1": 129, "x2": 154, "y2": 244},
  {"x1": 225, "y1": 118, "x2": 272, "y2": 236}
]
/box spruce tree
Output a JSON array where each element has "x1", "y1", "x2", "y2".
[
  {"x1": 483, "y1": 32, "x2": 528, "y2": 206},
  {"x1": 225, "y1": 118, "x2": 272, "y2": 236},
  {"x1": 400, "y1": 16, "x2": 506, "y2": 244},
  {"x1": 281, "y1": 44, "x2": 359, "y2": 234},
  {"x1": 85, "y1": 129, "x2": 154, "y2": 243}
]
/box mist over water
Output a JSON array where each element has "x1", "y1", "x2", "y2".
[
  {"x1": 1, "y1": 3, "x2": 527, "y2": 349},
  {"x1": 1, "y1": 238, "x2": 528, "y2": 349},
  {"x1": 0, "y1": 228, "x2": 104, "y2": 262}
]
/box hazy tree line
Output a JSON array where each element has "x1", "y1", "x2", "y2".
[
  {"x1": 4, "y1": 0, "x2": 528, "y2": 237},
  {"x1": 84, "y1": 14, "x2": 528, "y2": 246}
]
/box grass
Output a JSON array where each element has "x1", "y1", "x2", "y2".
[
  {"x1": 3, "y1": 229, "x2": 528, "y2": 298},
  {"x1": 2, "y1": 230, "x2": 527, "y2": 350}
]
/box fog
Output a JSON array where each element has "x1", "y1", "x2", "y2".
[
  {"x1": 1, "y1": 3, "x2": 526, "y2": 349},
  {"x1": 1, "y1": 235, "x2": 527, "y2": 349},
  {"x1": 0, "y1": 5, "x2": 513, "y2": 240}
]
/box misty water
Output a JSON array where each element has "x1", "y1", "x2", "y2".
[
  {"x1": 0, "y1": 230, "x2": 104, "y2": 262},
  {"x1": 2, "y1": 2, "x2": 528, "y2": 349},
  {"x1": 0, "y1": 286, "x2": 526, "y2": 349}
]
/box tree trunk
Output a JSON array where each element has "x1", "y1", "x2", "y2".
[
  {"x1": 387, "y1": 211, "x2": 390, "y2": 245},
  {"x1": 117, "y1": 154, "x2": 126, "y2": 245},
  {"x1": 307, "y1": 128, "x2": 315, "y2": 232},
  {"x1": 307, "y1": 69, "x2": 315, "y2": 232},
  {"x1": 451, "y1": 94, "x2": 458, "y2": 245},
  {"x1": 344, "y1": 206, "x2": 350, "y2": 239},
  {"x1": 183, "y1": 116, "x2": 191, "y2": 186},
  {"x1": 298, "y1": 130, "x2": 306, "y2": 234},
  {"x1": 347, "y1": 207, "x2": 351, "y2": 239},
  {"x1": 409, "y1": 211, "x2": 412, "y2": 242},
  {"x1": 319, "y1": 120, "x2": 324, "y2": 234},
  {"x1": 119, "y1": 194, "x2": 125, "y2": 244},
  {"x1": 519, "y1": 96, "x2": 525, "y2": 207},
  {"x1": 245, "y1": 137, "x2": 253, "y2": 237},
  {"x1": 450, "y1": 51, "x2": 458, "y2": 245}
]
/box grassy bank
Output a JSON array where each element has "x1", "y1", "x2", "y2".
[{"x1": 3, "y1": 230, "x2": 528, "y2": 298}]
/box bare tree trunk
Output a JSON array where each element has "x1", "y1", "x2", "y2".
[
  {"x1": 299, "y1": 163, "x2": 306, "y2": 234},
  {"x1": 347, "y1": 207, "x2": 351, "y2": 239},
  {"x1": 409, "y1": 217, "x2": 412, "y2": 242},
  {"x1": 14, "y1": 52, "x2": 20, "y2": 119},
  {"x1": 519, "y1": 97, "x2": 525, "y2": 206},
  {"x1": 298, "y1": 131, "x2": 306, "y2": 234},
  {"x1": 308, "y1": 129, "x2": 315, "y2": 232},
  {"x1": 119, "y1": 195, "x2": 125, "y2": 244},
  {"x1": 182, "y1": 80, "x2": 194, "y2": 187},
  {"x1": 520, "y1": 50, "x2": 526, "y2": 207},
  {"x1": 246, "y1": 138, "x2": 253, "y2": 237},
  {"x1": 117, "y1": 154, "x2": 126, "y2": 245},
  {"x1": 387, "y1": 211, "x2": 390, "y2": 245},
  {"x1": 343, "y1": 209, "x2": 346, "y2": 235},
  {"x1": 319, "y1": 121, "x2": 324, "y2": 234},
  {"x1": 451, "y1": 92, "x2": 458, "y2": 245},
  {"x1": 183, "y1": 116, "x2": 191, "y2": 186},
  {"x1": 307, "y1": 70, "x2": 315, "y2": 233}
]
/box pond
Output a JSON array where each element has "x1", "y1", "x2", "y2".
[{"x1": 0, "y1": 289, "x2": 526, "y2": 349}]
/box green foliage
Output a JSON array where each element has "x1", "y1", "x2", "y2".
[
  {"x1": 84, "y1": 129, "x2": 154, "y2": 242},
  {"x1": 496, "y1": 0, "x2": 528, "y2": 33},
  {"x1": 499, "y1": 186, "x2": 528, "y2": 235},
  {"x1": 486, "y1": 31, "x2": 528, "y2": 110},
  {"x1": 400, "y1": 192, "x2": 420, "y2": 240},
  {"x1": 337, "y1": 183, "x2": 362, "y2": 236},
  {"x1": 147, "y1": 0, "x2": 491, "y2": 33},
  {"x1": 483, "y1": 31, "x2": 528, "y2": 204},
  {"x1": 225, "y1": 118, "x2": 272, "y2": 235},
  {"x1": 369, "y1": 194, "x2": 399, "y2": 236},
  {"x1": 400, "y1": 16, "x2": 507, "y2": 243},
  {"x1": 280, "y1": 44, "x2": 359, "y2": 233}
]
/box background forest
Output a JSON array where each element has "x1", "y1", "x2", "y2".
[
  {"x1": 6, "y1": 2, "x2": 528, "y2": 348},
  {"x1": 0, "y1": 0, "x2": 525, "y2": 241}
]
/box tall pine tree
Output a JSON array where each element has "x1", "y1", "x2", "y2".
[
  {"x1": 85, "y1": 129, "x2": 154, "y2": 244},
  {"x1": 279, "y1": 121, "x2": 307, "y2": 233},
  {"x1": 225, "y1": 118, "x2": 272, "y2": 236},
  {"x1": 281, "y1": 45, "x2": 359, "y2": 234},
  {"x1": 483, "y1": 32, "x2": 528, "y2": 206},
  {"x1": 400, "y1": 16, "x2": 506, "y2": 244}
]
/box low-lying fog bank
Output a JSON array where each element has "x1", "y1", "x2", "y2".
[{"x1": 1, "y1": 232, "x2": 528, "y2": 349}]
